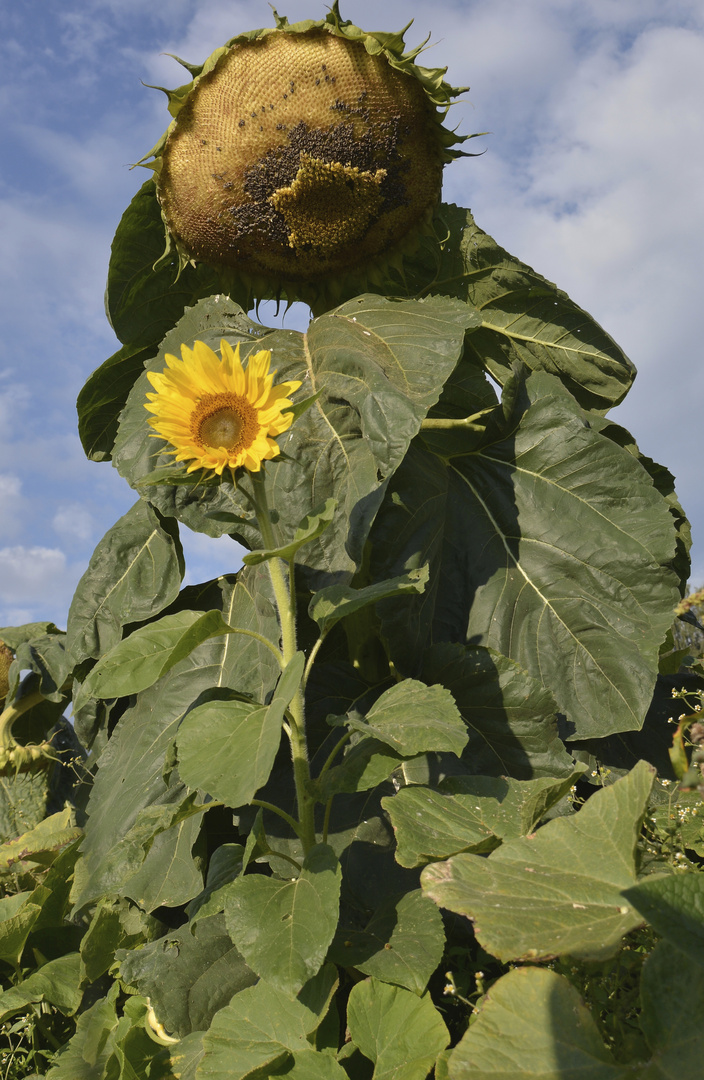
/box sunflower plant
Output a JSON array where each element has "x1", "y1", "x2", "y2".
[{"x1": 3, "y1": 5, "x2": 704, "y2": 1079}]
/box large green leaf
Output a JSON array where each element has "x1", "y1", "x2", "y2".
[
  {"x1": 371, "y1": 369, "x2": 680, "y2": 739},
  {"x1": 346, "y1": 977, "x2": 449, "y2": 1080},
  {"x1": 66, "y1": 499, "x2": 184, "y2": 665},
  {"x1": 198, "y1": 965, "x2": 337, "y2": 1080},
  {"x1": 624, "y1": 872, "x2": 704, "y2": 967},
  {"x1": 0, "y1": 953, "x2": 82, "y2": 1023},
  {"x1": 224, "y1": 843, "x2": 341, "y2": 997},
  {"x1": 422, "y1": 643, "x2": 574, "y2": 778},
  {"x1": 105, "y1": 178, "x2": 224, "y2": 348},
  {"x1": 176, "y1": 650, "x2": 304, "y2": 808},
  {"x1": 113, "y1": 291, "x2": 478, "y2": 577},
  {"x1": 45, "y1": 985, "x2": 122, "y2": 1079},
  {"x1": 73, "y1": 608, "x2": 248, "y2": 707},
  {"x1": 329, "y1": 888, "x2": 445, "y2": 995},
  {"x1": 8, "y1": 631, "x2": 69, "y2": 703},
  {"x1": 72, "y1": 569, "x2": 281, "y2": 912},
  {"x1": 421, "y1": 760, "x2": 654, "y2": 962},
  {"x1": 118, "y1": 913, "x2": 257, "y2": 1037},
  {"x1": 401, "y1": 203, "x2": 635, "y2": 412},
  {"x1": 382, "y1": 770, "x2": 585, "y2": 868},
  {"x1": 341, "y1": 679, "x2": 468, "y2": 758},
  {"x1": 445, "y1": 966, "x2": 625, "y2": 1079},
  {"x1": 639, "y1": 940, "x2": 704, "y2": 1078},
  {"x1": 0, "y1": 772, "x2": 49, "y2": 842},
  {"x1": 77, "y1": 340, "x2": 155, "y2": 461}
]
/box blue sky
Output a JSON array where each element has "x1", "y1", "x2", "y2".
[{"x1": 1, "y1": 0, "x2": 703, "y2": 628}]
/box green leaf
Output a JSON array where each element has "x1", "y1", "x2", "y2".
[
  {"x1": 371, "y1": 370, "x2": 680, "y2": 739},
  {"x1": 421, "y1": 760, "x2": 655, "y2": 962},
  {"x1": 312, "y1": 738, "x2": 404, "y2": 801},
  {"x1": 66, "y1": 500, "x2": 184, "y2": 665},
  {"x1": 79, "y1": 897, "x2": 154, "y2": 984},
  {"x1": 113, "y1": 292, "x2": 477, "y2": 573},
  {"x1": 121, "y1": 804, "x2": 205, "y2": 910},
  {"x1": 309, "y1": 567, "x2": 429, "y2": 634},
  {"x1": 623, "y1": 872, "x2": 704, "y2": 967},
  {"x1": 243, "y1": 499, "x2": 338, "y2": 565},
  {"x1": 0, "y1": 772, "x2": 49, "y2": 843},
  {"x1": 72, "y1": 571, "x2": 280, "y2": 912},
  {"x1": 8, "y1": 631, "x2": 69, "y2": 703},
  {"x1": 0, "y1": 953, "x2": 82, "y2": 1022},
  {"x1": 74, "y1": 608, "x2": 243, "y2": 707},
  {"x1": 278, "y1": 1051, "x2": 349, "y2": 1079},
  {"x1": 0, "y1": 621, "x2": 61, "y2": 650},
  {"x1": 77, "y1": 340, "x2": 155, "y2": 461},
  {"x1": 422, "y1": 643, "x2": 574, "y2": 778},
  {"x1": 45, "y1": 984, "x2": 122, "y2": 1079},
  {"x1": 445, "y1": 966, "x2": 625, "y2": 1079},
  {"x1": 198, "y1": 966, "x2": 337, "y2": 1080},
  {"x1": 639, "y1": 940, "x2": 704, "y2": 1078},
  {"x1": 343, "y1": 680, "x2": 467, "y2": 758},
  {"x1": 222, "y1": 842, "x2": 341, "y2": 993},
  {"x1": 382, "y1": 772, "x2": 586, "y2": 868},
  {"x1": 225, "y1": 843, "x2": 341, "y2": 997},
  {"x1": 329, "y1": 889, "x2": 445, "y2": 995},
  {"x1": 403, "y1": 203, "x2": 635, "y2": 412},
  {"x1": 346, "y1": 977, "x2": 449, "y2": 1080},
  {"x1": 177, "y1": 650, "x2": 302, "y2": 808},
  {"x1": 105, "y1": 178, "x2": 225, "y2": 349},
  {"x1": 118, "y1": 913, "x2": 257, "y2": 1037},
  {"x1": 0, "y1": 809, "x2": 81, "y2": 875}
]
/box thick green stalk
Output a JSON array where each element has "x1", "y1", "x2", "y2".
[{"x1": 250, "y1": 472, "x2": 316, "y2": 854}]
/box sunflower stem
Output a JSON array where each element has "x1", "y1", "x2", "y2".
[{"x1": 250, "y1": 471, "x2": 316, "y2": 855}]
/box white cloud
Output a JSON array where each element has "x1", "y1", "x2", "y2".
[
  {"x1": 180, "y1": 529, "x2": 245, "y2": 586},
  {"x1": 0, "y1": 475, "x2": 25, "y2": 541},
  {"x1": 52, "y1": 504, "x2": 96, "y2": 543},
  {"x1": 0, "y1": 545, "x2": 70, "y2": 609}
]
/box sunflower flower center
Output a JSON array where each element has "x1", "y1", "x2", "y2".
[{"x1": 191, "y1": 393, "x2": 259, "y2": 452}]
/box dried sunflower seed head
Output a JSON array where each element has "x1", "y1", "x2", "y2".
[{"x1": 140, "y1": 4, "x2": 472, "y2": 307}]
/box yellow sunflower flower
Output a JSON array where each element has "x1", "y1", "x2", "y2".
[{"x1": 144, "y1": 339, "x2": 301, "y2": 476}]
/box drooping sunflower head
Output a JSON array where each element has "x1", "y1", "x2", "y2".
[
  {"x1": 145, "y1": 339, "x2": 302, "y2": 478},
  {"x1": 141, "y1": 3, "x2": 471, "y2": 307}
]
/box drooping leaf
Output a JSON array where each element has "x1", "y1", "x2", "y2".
[
  {"x1": 421, "y1": 760, "x2": 654, "y2": 962},
  {"x1": 309, "y1": 566, "x2": 429, "y2": 634},
  {"x1": 77, "y1": 340, "x2": 156, "y2": 462},
  {"x1": 74, "y1": 608, "x2": 242, "y2": 707},
  {"x1": 113, "y1": 292, "x2": 478, "y2": 576},
  {"x1": 243, "y1": 499, "x2": 337, "y2": 565},
  {"x1": 401, "y1": 202, "x2": 635, "y2": 412},
  {"x1": 8, "y1": 631, "x2": 69, "y2": 703},
  {"x1": 329, "y1": 889, "x2": 445, "y2": 995},
  {"x1": 66, "y1": 499, "x2": 184, "y2": 665},
  {"x1": 346, "y1": 977, "x2": 449, "y2": 1080},
  {"x1": 198, "y1": 965, "x2": 337, "y2": 1080},
  {"x1": 105, "y1": 178, "x2": 225, "y2": 349},
  {"x1": 445, "y1": 966, "x2": 625, "y2": 1079},
  {"x1": 225, "y1": 843, "x2": 341, "y2": 997},
  {"x1": 382, "y1": 769, "x2": 585, "y2": 868},
  {"x1": 371, "y1": 370, "x2": 680, "y2": 739},
  {"x1": 342, "y1": 679, "x2": 468, "y2": 758},
  {"x1": 118, "y1": 912, "x2": 257, "y2": 1037}
]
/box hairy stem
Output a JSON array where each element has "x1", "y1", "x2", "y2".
[{"x1": 250, "y1": 471, "x2": 316, "y2": 854}]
